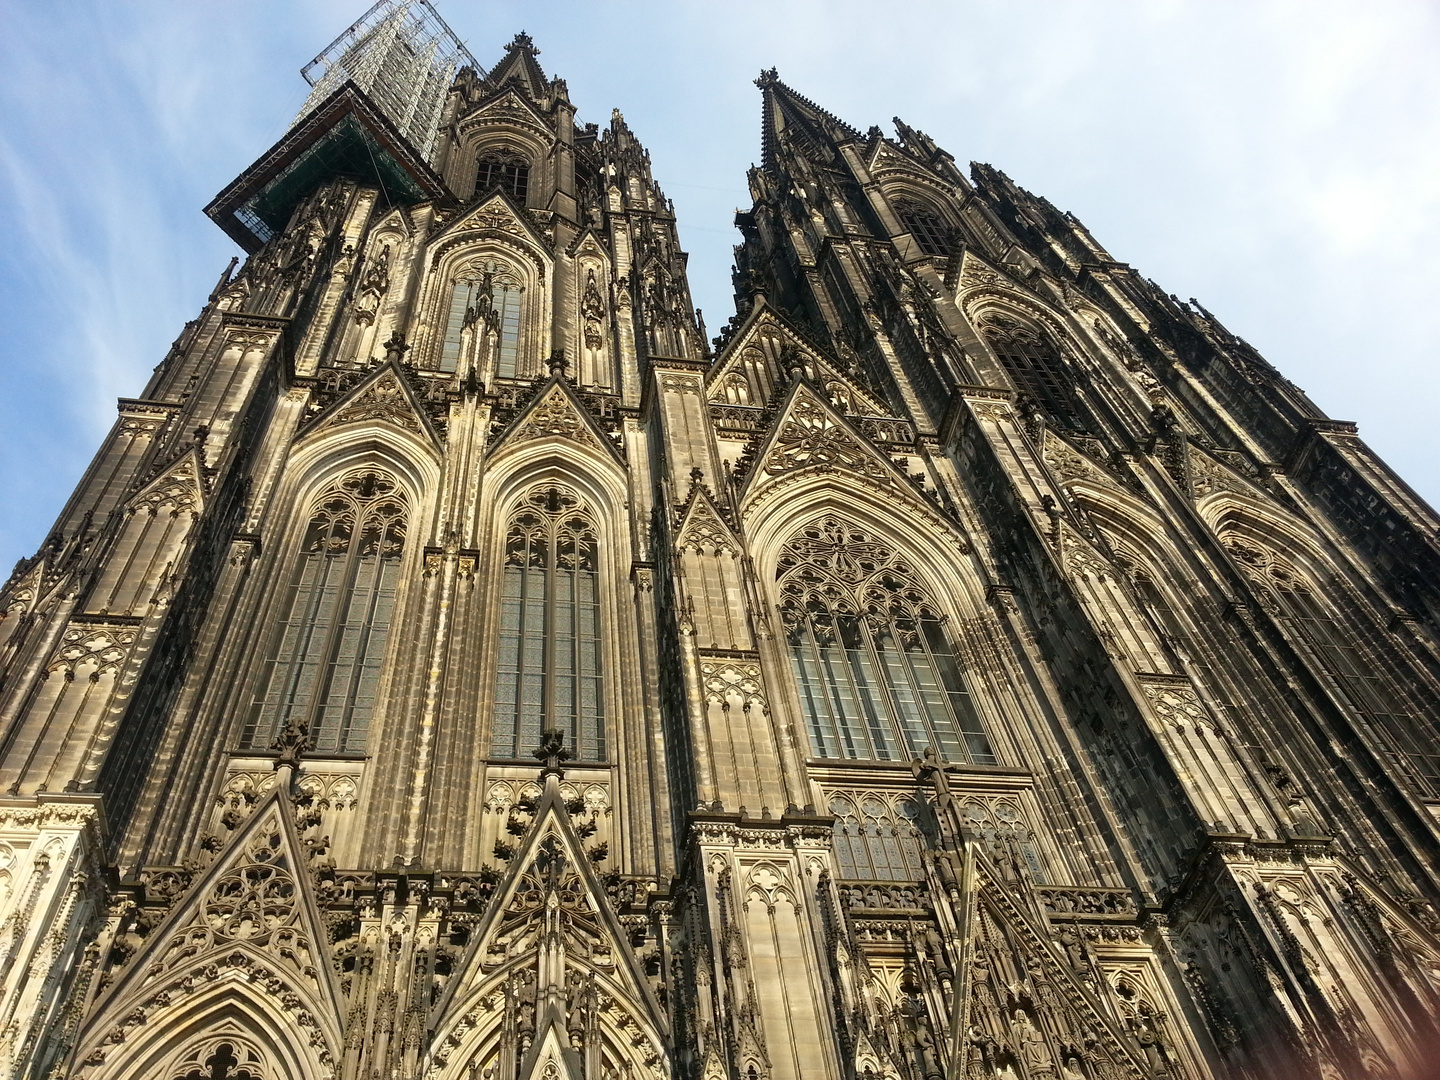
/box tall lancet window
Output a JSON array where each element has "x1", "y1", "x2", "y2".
[
  {"x1": 978, "y1": 312, "x2": 1086, "y2": 432},
  {"x1": 1226, "y1": 537, "x2": 1438, "y2": 797},
  {"x1": 243, "y1": 470, "x2": 408, "y2": 754},
  {"x1": 492, "y1": 485, "x2": 606, "y2": 762},
  {"x1": 438, "y1": 260, "x2": 524, "y2": 377},
  {"x1": 778, "y1": 517, "x2": 995, "y2": 764},
  {"x1": 895, "y1": 197, "x2": 953, "y2": 257}
]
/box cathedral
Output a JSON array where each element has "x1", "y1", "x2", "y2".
[{"x1": 3, "y1": 3, "x2": 1440, "y2": 1079}]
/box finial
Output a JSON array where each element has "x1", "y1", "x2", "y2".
[
  {"x1": 534, "y1": 729, "x2": 573, "y2": 780},
  {"x1": 271, "y1": 715, "x2": 310, "y2": 772},
  {"x1": 755, "y1": 67, "x2": 780, "y2": 89},
  {"x1": 548, "y1": 349, "x2": 569, "y2": 378},
  {"x1": 382, "y1": 330, "x2": 410, "y2": 364},
  {"x1": 509, "y1": 31, "x2": 538, "y2": 54}
]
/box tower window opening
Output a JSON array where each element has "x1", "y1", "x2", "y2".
[
  {"x1": 243, "y1": 470, "x2": 408, "y2": 755},
  {"x1": 492, "y1": 485, "x2": 606, "y2": 763},
  {"x1": 476, "y1": 152, "x2": 530, "y2": 204},
  {"x1": 979, "y1": 313, "x2": 1086, "y2": 431},
  {"x1": 1227, "y1": 538, "x2": 1440, "y2": 799},
  {"x1": 439, "y1": 260, "x2": 524, "y2": 377},
  {"x1": 895, "y1": 198, "x2": 953, "y2": 257},
  {"x1": 777, "y1": 516, "x2": 995, "y2": 765}
]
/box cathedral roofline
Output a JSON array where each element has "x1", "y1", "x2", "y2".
[{"x1": 205, "y1": 80, "x2": 453, "y2": 253}]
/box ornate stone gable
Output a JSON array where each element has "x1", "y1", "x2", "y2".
[
  {"x1": 675, "y1": 488, "x2": 739, "y2": 556},
  {"x1": 72, "y1": 781, "x2": 343, "y2": 1080},
  {"x1": 707, "y1": 302, "x2": 891, "y2": 416},
  {"x1": 428, "y1": 190, "x2": 551, "y2": 252},
  {"x1": 754, "y1": 385, "x2": 892, "y2": 485},
  {"x1": 1188, "y1": 447, "x2": 1268, "y2": 501},
  {"x1": 487, "y1": 379, "x2": 624, "y2": 463},
  {"x1": 430, "y1": 771, "x2": 668, "y2": 1080},
  {"x1": 302, "y1": 361, "x2": 441, "y2": 447}
]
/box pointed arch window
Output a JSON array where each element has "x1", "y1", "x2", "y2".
[
  {"x1": 1227, "y1": 538, "x2": 1439, "y2": 797},
  {"x1": 895, "y1": 197, "x2": 953, "y2": 257},
  {"x1": 492, "y1": 485, "x2": 606, "y2": 762},
  {"x1": 242, "y1": 470, "x2": 408, "y2": 754},
  {"x1": 778, "y1": 517, "x2": 995, "y2": 764},
  {"x1": 476, "y1": 150, "x2": 530, "y2": 204},
  {"x1": 439, "y1": 259, "x2": 524, "y2": 377},
  {"x1": 978, "y1": 312, "x2": 1086, "y2": 431}
]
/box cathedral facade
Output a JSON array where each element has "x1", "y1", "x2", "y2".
[{"x1": 2, "y1": 5, "x2": 1439, "y2": 1080}]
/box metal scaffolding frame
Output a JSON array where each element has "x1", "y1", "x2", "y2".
[{"x1": 295, "y1": 0, "x2": 481, "y2": 159}]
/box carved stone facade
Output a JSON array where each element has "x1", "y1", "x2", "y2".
[{"x1": 1, "y1": 9, "x2": 1438, "y2": 1080}]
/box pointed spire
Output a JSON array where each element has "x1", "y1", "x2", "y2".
[
  {"x1": 485, "y1": 30, "x2": 551, "y2": 100},
  {"x1": 755, "y1": 69, "x2": 860, "y2": 171}
]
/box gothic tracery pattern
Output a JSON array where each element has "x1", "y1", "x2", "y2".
[
  {"x1": 491, "y1": 484, "x2": 606, "y2": 763},
  {"x1": 777, "y1": 516, "x2": 995, "y2": 763},
  {"x1": 242, "y1": 469, "x2": 408, "y2": 754}
]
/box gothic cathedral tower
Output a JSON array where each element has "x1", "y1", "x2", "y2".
[{"x1": 2, "y1": 5, "x2": 1438, "y2": 1080}]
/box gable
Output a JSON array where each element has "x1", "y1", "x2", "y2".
[
  {"x1": 301, "y1": 361, "x2": 441, "y2": 449},
  {"x1": 487, "y1": 379, "x2": 626, "y2": 465},
  {"x1": 709, "y1": 302, "x2": 889, "y2": 417},
  {"x1": 76, "y1": 784, "x2": 344, "y2": 1072}
]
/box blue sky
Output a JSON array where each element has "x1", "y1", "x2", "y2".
[{"x1": 2, "y1": 0, "x2": 1437, "y2": 574}]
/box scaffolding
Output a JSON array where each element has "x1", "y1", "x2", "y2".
[{"x1": 295, "y1": 0, "x2": 481, "y2": 159}]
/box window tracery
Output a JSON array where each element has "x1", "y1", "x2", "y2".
[
  {"x1": 439, "y1": 258, "x2": 524, "y2": 377},
  {"x1": 721, "y1": 372, "x2": 752, "y2": 405},
  {"x1": 1223, "y1": 535, "x2": 1438, "y2": 796},
  {"x1": 475, "y1": 149, "x2": 530, "y2": 203},
  {"x1": 894, "y1": 198, "x2": 952, "y2": 257},
  {"x1": 492, "y1": 484, "x2": 606, "y2": 763},
  {"x1": 242, "y1": 469, "x2": 408, "y2": 754},
  {"x1": 825, "y1": 789, "x2": 925, "y2": 880},
  {"x1": 977, "y1": 312, "x2": 1086, "y2": 432},
  {"x1": 170, "y1": 1039, "x2": 267, "y2": 1080},
  {"x1": 777, "y1": 516, "x2": 994, "y2": 763}
]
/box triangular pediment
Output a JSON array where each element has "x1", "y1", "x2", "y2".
[
  {"x1": 434, "y1": 772, "x2": 667, "y2": 1039},
  {"x1": 1042, "y1": 431, "x2": 1120, "y2": 491},
  {"x1": 80, "y1": 778, "x2": 345, "y2": 1046},
  {"x1": 567, "y1": 224, "x2": 611, "y2": 259},
  {"x1": 675, "y1": 486, "x2": 739, "y2": 555},
  {"x1": 1189, "y1": 446, "x2": 1270, "y2": 502},
  {"x1": 739, "y1": 381, "x2": 917, "y2": 505},
  {"x1": 486, "y1": 378, "x2": 625, "y2": 465},
  {"x1": 709, "y1": 301, "x2": 890, "y2": 416},
  {"x1": 957, "y1": 843, "x2": 1153, "y2": 1079},
  {"x1": 430, "y1": 189, "x2": 551, "y2": 251},
  {"x1": 127, "y1": 445, "x2": 208, "y2": 516},
  {"x1": 303, "y1": 360, "x2": 441, "y2": 448},
  {"x1": 518, "y1": 1014, "x2": 586, "y2": 1080}
]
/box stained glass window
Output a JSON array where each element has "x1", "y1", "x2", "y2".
[
  {"x1": 438, "y1": 260, "x2": 523, "y2": 377},
  {"x1": 476, "y1": 153, "x2": 529, "y2": 203}
]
